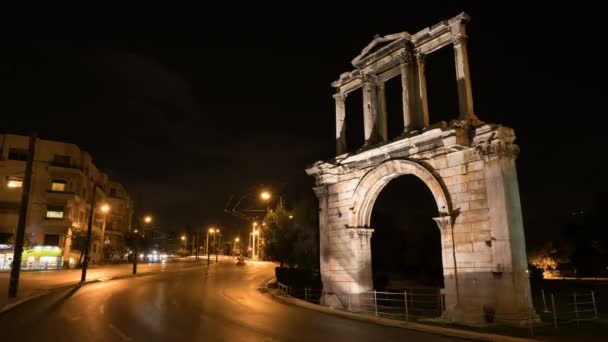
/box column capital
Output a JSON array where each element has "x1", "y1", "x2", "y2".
[
  {"x1": 415, "y1": 52, "x2": 426, "y2": 64},
  {"x1": 475, "y1": 141, "x2": 520, "y2": 161},
  {"x1": 333, "y1": 93, "x2": 347, "y2": 107},
  {"x1": 361, "y1": 73, "x2": 377, "y2": 85},
  {"x1": 433, "y1": 216, "x2": 453, "y2": 230},
  {"x1": 346, "y1": 227, "x2": 374, "y2": 238},
  {"x1": 451, "y1": 33, "x2": 468, "y2": 46},
  {"x1": 397, "y1": 49, "x2": 413, "y2": 65},
  {"x1": 312, "y1": 186, "x2": 328, "y2": 199}
]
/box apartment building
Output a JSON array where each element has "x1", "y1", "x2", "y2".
[{"x1": 0, "y1": 134, "x2": 133, "y2": 269}]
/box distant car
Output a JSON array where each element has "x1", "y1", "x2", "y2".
[{"x1": 236, "y1": 257, "x2": 246, "y2": 266}]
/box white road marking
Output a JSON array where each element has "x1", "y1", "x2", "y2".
[{"x1": 108, "y1": 324, "x2": 132, "y2": 341}]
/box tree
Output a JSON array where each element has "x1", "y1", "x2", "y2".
[
  {"x1": 70, "y1": 228, "x2": 101, "y2": 265},
  {"x1": 7, "y1": 228, "x2": 34, "y2": 251},
  {"x1": 263, "y1": 206, "x2": 297, "y2": 267}
]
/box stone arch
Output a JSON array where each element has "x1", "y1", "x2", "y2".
[{"x1": 351, "y1": 159, "x2": 451, "y2": 228}]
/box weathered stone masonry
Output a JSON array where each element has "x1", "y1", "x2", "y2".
[{"x1": 306, "y1": 12, "x2": 536, "y2": 325}]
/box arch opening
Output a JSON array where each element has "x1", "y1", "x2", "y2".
[{"x1": 370, "y1": 175, "x2": 444, "y2": 291}]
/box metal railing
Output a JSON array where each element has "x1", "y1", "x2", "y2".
[{"x1": 275, "y1": 284, "x2": 601, "y2": 335}]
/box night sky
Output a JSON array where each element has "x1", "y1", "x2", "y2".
[{"x1": 2, "y1": 3, "x2": 607, "y2": 242}]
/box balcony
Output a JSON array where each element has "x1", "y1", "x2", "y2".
[
  {"x1": 48, "y1": 161, "x2": 83, "y2": 174},
  {"x1": 46, "y1": 190, "x2": 78, "y2": 202}
]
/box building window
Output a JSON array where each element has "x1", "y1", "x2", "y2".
[
  {"x1": 8, "y1": 148, "x2": 28, "y2": 161},
  {"x1": 43, "y1": 234, "x2": 60, "y2": 246},
  {"x1": 46, "y1": 205, "x2": 65, "y2": 219},
  {"x1": 51, "y1": 180, "x2": 67, "y2": 192},
  {"x1": 6, "y1": 176, "x2": 23, "y2": 188},
  {"x1": 52, "y1": 155, "x2": 71, "y2": 167}
]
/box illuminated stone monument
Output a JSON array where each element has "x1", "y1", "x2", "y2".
[{"x1": 306, "y1": 12, "x2": 536, "y2": 325}]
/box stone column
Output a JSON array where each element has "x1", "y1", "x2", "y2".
[
  {"x1": 452, "y1": 34, "x2": 476, "y2": 121},
  {"x1": 333, "y1": 93, "x2": 347, "y2": 155},
  {"x1": 345, "y1": 227, "x2": 374, "y2": 308},
  {"x1": 362, "y1": 74, "x2": 380, "y2": 145},
  {"x1": 313, "y1": 186, "x2": 329, "y2": 289},
  {"x1": 415, "y1": 53, "x2": 430, "y2": 128},
  {"x1": 377, "y1": 82, "x2": 388, "y2": 142},
  {"x1": 433, "y1": 215, "x2": 464, "y2": 322},
  {"x1": 477, "y1": 140, "x2": 537, "y2": 325},
  {"x1": 399, "y1": 50, "x2": 416, "y2": 132}
]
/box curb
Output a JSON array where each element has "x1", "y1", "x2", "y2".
[{"x1": 267, "y1": 289, "x2": 537, "y2": 342}]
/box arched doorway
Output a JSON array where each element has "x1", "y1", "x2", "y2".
[{"x1": 370, "y1": 175, "x2": 443, "y2": 291}]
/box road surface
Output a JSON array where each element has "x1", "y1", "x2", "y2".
[{"x1": 0, "y1": 260, "x2": 464, "y2": 341}]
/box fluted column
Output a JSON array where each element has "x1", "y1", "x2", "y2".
[
  {"x1": 415, "y1": 52, "x2": 430, "y2": 128},
  {"x1": 377, "y1": 82, "x2": 388, "y2": 142},
  {"x1": 399, "y1": 50, "x2": 416, "y2": 132},
  {"x1": 334, "y1": 93, "x2": 347, "y2": 155},
  {"x1": 362, "y1": 74, "x2": 380, "y2": 145},
  {"x1": 452, "y1": 34, "x2": 476, "y2": 121}
]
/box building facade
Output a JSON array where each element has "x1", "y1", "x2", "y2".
[{"x1": 0, "y1": 134, "x2": 133, "y2": 269}]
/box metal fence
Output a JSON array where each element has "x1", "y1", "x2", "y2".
[{"x1": 276, "y1": 283, "x2": 600, "y2": 332}]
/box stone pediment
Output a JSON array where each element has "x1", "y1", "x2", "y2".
[{"x1": 351, "y1": 32, "x2": 411, "y2": 67}]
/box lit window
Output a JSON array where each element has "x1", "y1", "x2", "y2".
[
  {"x1": 7, "y1": 177, "x2": 23, "y2": 188},
  {"x1": 46, "y1": 205, "x2": 65, "y2": 219},
  {"x1": 51, "y1": 180, "x2": 66, "y2": 192}
]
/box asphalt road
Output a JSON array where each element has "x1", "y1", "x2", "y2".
[{"x1": 0, "y1": 260, "x2": 465, "y2": 341}]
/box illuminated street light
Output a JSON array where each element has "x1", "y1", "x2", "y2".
[
  {"x1": 144, "y1": 216, "x2": 152, "y2": 223},
  {"x1": 288, "y1": 215, "x2": 293, "y2": 219},
  {"x1": 235, "y1": 237, "x2": 240, "y2": 242},
  {"x1": 181, "y1": 235, "x2": 186, "y2": 241},
  {"x1": 134, "y1": 229, "x2": 138, "y2": 233},
  {"x1": 260, "y1": 191, "x2": 271, "y2": 201},
  {"x1": 100, "y1": 204, "x2": 111, "y2": 213}
]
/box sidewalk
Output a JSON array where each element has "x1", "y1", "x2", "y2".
[{"x1": 0, "y1": 258, "x2": 209, "y2": 313}]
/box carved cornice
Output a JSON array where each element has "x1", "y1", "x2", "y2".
[
  {"x1": 432, "y1": 216, "x2": 452, "y2": 230},
  {"x1": 475, "y1": 141, "x2": 520, "y2": 161}
]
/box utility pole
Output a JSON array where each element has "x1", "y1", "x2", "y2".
[
  {"x1": 81, "y1": 183, "x2": 98, "y2": 282},
  {"x1": 206, "y1": 231, "x2": 210, "y2": 265},
  {"x1": 8, "y1": 133, "x2": 36, "y2": 298}
]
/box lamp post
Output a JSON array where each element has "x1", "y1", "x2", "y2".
[
  {"x1": 207, "y1": 228, "x2": 215, "y2": 265},
  {"x1": 234, "y1": 237, "x2": 240, "y2": 257},
  {"x1": 132, "y1": 215, "x2": 152, "y2": 275},
  {"x1": 215, "y1": 229, "x2": 220, "y2": 262},
  {"x1": 81, "y1": 183, "x2": 111, "y2": 283},
  {"x1": 251, "y1": 221, "x2": 260, "y2": 260}
]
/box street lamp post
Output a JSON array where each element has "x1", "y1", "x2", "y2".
[
  {"x1": 215, "y1": 229, "x2": 220, "y2": 262},
  {"x1": 81, "y1": 184, "x2": 110, "y2": 283},
  {"x1": 207, "y1": 228, "x2": 215, "y2": 265},
  {"x1": 234, "y1": 237, "x2": 240, "y2": 257},
  {"x1": 133, "y1": 215, "x2": 152, "y2": 275}
]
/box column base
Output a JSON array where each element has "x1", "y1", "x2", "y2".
[{"x1": 442, "y1": 304, "x2": 540, "y2": 326}]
